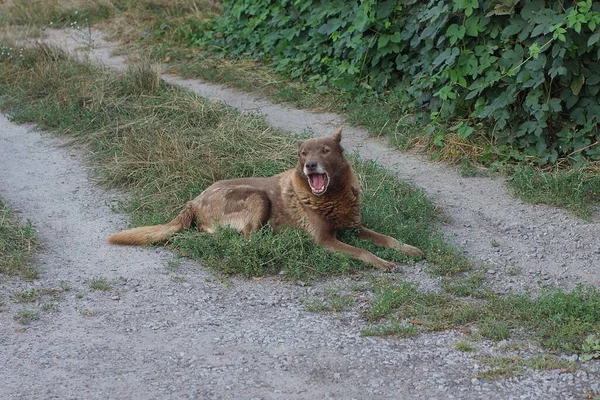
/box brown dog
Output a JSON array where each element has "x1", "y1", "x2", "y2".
[{"x1": 107, "y1": 128, "x2": 424, "y2": 270}]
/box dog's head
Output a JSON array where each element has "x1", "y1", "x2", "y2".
[{"x1": 297, "y1": 128, "x2": 346, "y2": 196}]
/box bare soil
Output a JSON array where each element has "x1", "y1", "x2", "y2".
[{"x1": 0, "y1": 29, "x2": 598, "y2": 399}]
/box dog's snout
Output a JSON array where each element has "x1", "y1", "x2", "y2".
[{"x1": 305, "y1": 161, "x2": 318, "y2": 171}]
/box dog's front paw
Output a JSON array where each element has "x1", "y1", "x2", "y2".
[
  {"x1": 399, "y1": 244, "x2": 425, "y2": 258},
  {"x1": 374, "y1": 259, "x2": 398, "y2": 272}
]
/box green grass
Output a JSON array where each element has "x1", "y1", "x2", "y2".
[
  {"x1": 13, "y1": 309, "x2": 40, "y2": 325},
  {"x1": 13, "y1": 288, "x2": 42, "y2": 303},
  {"x1": 304, "y1": 288, "x2": 354, "y2": 312},
  {"x1": 365, "y1": 279, "x2": 600, "y2": 354},
  {"x1": 0, "y1": 198, "x2": 39, "y2": 279},
  {"x1": 509, "y1": 165, "x2": 600, "y2": 219},
  {"x1": 88, "y1": 278, "x2": 111, "y2": 292},
  {"x1": 454, "y1": 341, "x2": 477, "y2": 352},
  {"x1": 361, "y1": 321, "x2": 420, "y2": 338},
  {"x1": 477, "y1": 355, "x2": 576, "y2": 380}
]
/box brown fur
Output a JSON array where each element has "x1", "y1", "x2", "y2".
[{"x1": 107, "y1": 128, "x2": 424, "y2": 271}]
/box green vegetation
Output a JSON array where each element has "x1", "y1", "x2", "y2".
[
  {"x1": 477, "y1": 354, "x2": 576, "y2": 380},
  {"x1": 510, "y1": 165, "x2": 600, "y2": 218},
  {"x1": 304, "y1": 288, "x2": 354, "y2": 312},
  {"x1": 13, "y1": 309, "x2": 40, "y2": 325},
  {"x1": 201, "y1": 1, "x2": 600, "y2": 165},
  {"x1": 88, "y1": 278, "x2": 112, "y2": 292},
  {"x1": 581, "y1": 334, "x2": 600, "y2": 362},
  {"x1": 0, "y1": 198, "x2": 38, "y2": 279},
  {"x1": 454, "y1": 341, "x2": 477, "y2": 352},
  {"x1": 364, "y1": 279, "x2": 600, "y2": 354}
]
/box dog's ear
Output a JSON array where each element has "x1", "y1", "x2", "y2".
[
  {"x1": 332, "y1": 127, "x2": 342, "y2": 143},
  {"x1": 297, "y1": 140, "x2": 304, "y2": 148}
]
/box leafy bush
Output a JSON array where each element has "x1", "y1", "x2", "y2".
[{"x1": 196, "y1": 0, "x2": 600, "y2": 165}]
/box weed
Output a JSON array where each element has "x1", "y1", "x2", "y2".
[
  {"x1": 365, "y1": 281, "x2": 600, "y2": 353},
  {"x1": 14, "y1": 309, "x2": 40, "y2": 325},
  {"x1": 170, "y1": 275, "x2": 186, "y2": 283},
  {"x1": 41, "y1": 303, "x2": 59, "y2": 312},
  {"x1": 303, "y1": 299, "x2": 330, "y2": 313},
  {"x1": 454, "y1": 341, "x2": 476, "y2": 352},
  {"x1": 361, "y1": 321, "x2": 420, "y2": 338},
  {"x1": 304, "y1": 288, "x2": 354, "y2": 312},
  {"x1": 13, "y1": 289, "x2": 41, "y2": 304},
  {"x1": 581, "y1": 335, "x2": 600, "y2": 362},
  {"x1": 477, "y1": 355, "x2": 576, "y2": 380},
  {"x1": 88, "y1": 278, "x2": 111, "y2": 292},
  {"x1": 442, "y1": 273, "x2": 493, "y2": 299},
  {"x1": 0, "y1": 198, "x2": 38, "y2": 279},
  {"x1": 459, "y1": 157, "x2": 479, "y2": 177},
  {"x1": 59, "y1": 281, "x2": 72, "y2": 292}
]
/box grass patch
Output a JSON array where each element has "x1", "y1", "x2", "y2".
[
  {"x1": 13, "y1": 288, "x2": 41, "y2": 303},
  {"x1": 442, "y1": 273, "x2": 493, "y2": 299},
  {"x1": 454, "y1": 341, "x2": 477, "y2": 352},
  {"x1": 0, "y1": 44, "x2": 463, "y2": 281},
  {"x1": 13, "y1": 309, "x2": 40, "y2": 325},
  {"x1": 477, "y1": 355, "x2": 576, "y2": 380},
  {"x1": 88, "y1": 277, "x2": 111, "y2": 291},
  {"x1": 365, "y1": 279, "x2": 600, "y2": 354},
  {"x1": 361, "y1": 321, "x2": 420, "y2": 338},
  {"x1": 304, "y1": 288, "x2": 355, "y2": 313},
  {"x1": 0, "y1": 198, "x2": 38, "y2": 279},
  {"x1": 509, "y1": 165, "x2": 600, "y2": 219}
]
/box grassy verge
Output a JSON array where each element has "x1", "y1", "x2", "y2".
[
  {"x1": 0, "y1": 198, "x2": 39, "y2": 280},
  {"x1": 362, "y1": 278, "x2": 600, "y2": 355}
]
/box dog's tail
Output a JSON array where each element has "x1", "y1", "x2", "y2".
[{"x1": 107, "y1": 204, "x2": 196, "y2": 245}]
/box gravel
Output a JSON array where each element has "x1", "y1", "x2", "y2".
[{"x1": 0, "y1": 29, "x2": 598, "y2": 399}]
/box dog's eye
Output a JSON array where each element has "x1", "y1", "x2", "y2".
[
  {"x1": 301, "y1": 151, "x2": 307, "y2": 157},
  {"x1": 322, "y1": 148, "x2": 330, "y2": 154}
]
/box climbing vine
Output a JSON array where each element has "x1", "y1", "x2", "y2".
[{"x1": 191, "y1": 0, "x2": 600, "y2": 164}]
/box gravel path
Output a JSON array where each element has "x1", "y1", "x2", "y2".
[{"x1": 0, "y1": 29, "x2": 599, "y2": 399}]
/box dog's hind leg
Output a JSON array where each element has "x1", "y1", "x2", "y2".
[
  {"x1": 217, "y1": 189, "x2": 271, "y2": 239},
  {"x1": 356, "y1": 227, "x2": 424, "y2": 257}
]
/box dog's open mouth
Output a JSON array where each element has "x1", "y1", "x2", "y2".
[{"x1": 307, "y1": 173, "x2": 329, "y2": 195}]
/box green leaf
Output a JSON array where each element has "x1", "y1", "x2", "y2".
[
  {"x1": 378, "y1": 35, "x2": 390, "y2": 49},
  {"x1": 588, "y1": 32, "x2": 600, "y2": 47},
  {"x1": 318, "y1": 18, "x2": 343, "y2": 35},
  {"x1": 465, "y1": 16, "x2": 482, "y2": 37},
  {"x1": 486, "y1": 0, "x2": 520, "y2": 16},
  {"x1": 377, "y1": 0, "x2": 395, "y2": 20},
  {"x1": 446, "y1": 24, "x2": 466, "y2": 45},
  {"x1": 571, "y1": 75, "x2": 585, "y2": 96}
]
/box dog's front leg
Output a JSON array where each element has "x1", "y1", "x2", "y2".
[
  {"x1": 356, "y1": 227, "x2": 424, "y2": 257},
  {"x1": 317, "y1": 236, "x2": 397, "y2": 271}
]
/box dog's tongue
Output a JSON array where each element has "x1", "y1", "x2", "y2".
[{"x1": 309, "y1": 174, "x2": 327, "y2": 192}]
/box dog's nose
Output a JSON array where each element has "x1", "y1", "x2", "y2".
[{"x1": 305, "y1": 161, "x2": 318, "y2": 171}]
